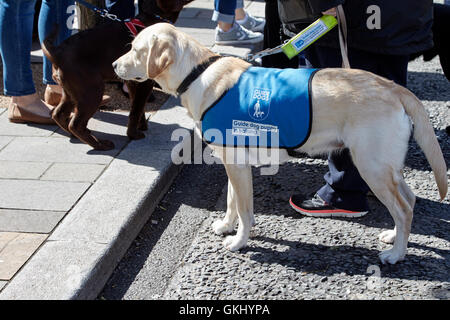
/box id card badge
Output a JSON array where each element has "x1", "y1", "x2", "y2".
[{"x1": 281, "y1": 15, "x2": 338, "y2": 59}]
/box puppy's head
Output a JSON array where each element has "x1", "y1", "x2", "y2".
[{"x1": 113, "y1": 23, "x2": 176, "y2": 83}]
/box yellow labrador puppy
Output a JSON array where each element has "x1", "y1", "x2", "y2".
[{"x1": 113, "y1": 23, "x2": 447, "y2": 264}]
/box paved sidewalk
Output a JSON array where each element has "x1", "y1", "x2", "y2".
[{"x1": 0, "y1": 0, "x2": 265, "y2": 299}]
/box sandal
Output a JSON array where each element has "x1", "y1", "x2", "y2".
[{"x1": 8, "y1": 103, "x2": 55, "y2": 125}]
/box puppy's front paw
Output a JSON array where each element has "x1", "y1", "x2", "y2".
[
  {"x1": 379, "y1": 248, "x2": 405, "y2": 265},
  {"x1": 138, "y1": 119, "x2": 148, "y2": 131},
  {"x1": 378, "y1": 230, "x2": 396, "y2": 244},
  {"x1": 212, "y1": 219, "x2": 234, "y2": 235},
  {"x1": 223, "y1": 235, "x2": 247, "y2": 251}
]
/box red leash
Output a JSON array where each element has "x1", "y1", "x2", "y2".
[{"x1": 124, "y1": 18, "x2": 146, "y2": 36}]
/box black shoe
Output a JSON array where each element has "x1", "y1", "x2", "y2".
[{"x1": 289, "y1": 193, "x2": 368, "y2": 218}]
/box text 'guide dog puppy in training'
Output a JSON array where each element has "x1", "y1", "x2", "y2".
[{"x1": 113, "y1": 23, "x2": 448, "y2": 265}]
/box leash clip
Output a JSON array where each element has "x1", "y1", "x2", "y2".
[
  {"x1": 246, "y1": 43, "x2": 285, "y2": 62},
  {"x1": 100, "y1": 10, "x2": 122, "y2": 22}
]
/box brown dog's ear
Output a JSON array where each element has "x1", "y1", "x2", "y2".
[{"x1": 147, "y1": 35, "x2": 174, "y2": 79}]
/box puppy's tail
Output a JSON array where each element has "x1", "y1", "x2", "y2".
[
  {"x1": 41, "y1": 25, "x2": 61, "y2": 66},
  {"x1": 398, "y1": 86, "x2": 448, "y2": 200}
]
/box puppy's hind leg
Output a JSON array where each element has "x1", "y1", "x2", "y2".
[
  {"x1": 378, "y1": 179, "x2": 416, "y2": 244},
  {"x1": 350, "y1": 144, "x2": 413, "y2": 264},
  {"x1": 221, "y1": 164, "x2": 253, "y2": 251}
]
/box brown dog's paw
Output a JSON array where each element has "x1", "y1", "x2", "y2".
[
  {"x1": 127, "y1": 129, "x2": 146, "y2": 140},
  {"x1": 95, "y1": 139, "x2": 115, "y2": 151},
  {"x1": 138, "y1": 120, "x2": 148, "y2": 131}
]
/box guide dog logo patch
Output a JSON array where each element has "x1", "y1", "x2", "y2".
[{"x1": 249, "y1": 88, "x2": 271, "y2": 121}]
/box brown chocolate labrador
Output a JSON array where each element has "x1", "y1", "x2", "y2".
[{"x1": 42, "y1": 0, "x2": 192, "y2": 150}]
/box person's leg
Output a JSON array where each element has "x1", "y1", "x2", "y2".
[
  {"x1": 0, "y1": 0, "x2": 54, "y2": 123},
  {"x1": 261, "y1": 0, "x2": 298, "y2": 68},
  {"x1": 235, "y1": 0, "x2": 245, "y2": 20},
  {"x1": 38, "y1": 0, "x2": 76, "y2": 107},
  {"x1": 0, "y1": 0, "x2": 36, "y2": 97},
  {"x1": 105, "y1": 0, "x2": 135, "y2": 20},
  {"x1": 310, "y1": 46, "x2": 371, "y2": 213},
  {"x1": 212, "y1": 0, "x2": 237, "y2": 32},
  {"x1": 212, "y1": 0, "x2": 263, "y2": 45},
  {"x1": 235, "y1": 0, "x2": 265, "y2": 32},
  {"x1": 38, "y1": 0, "x2": 74, "y2": 87},
  {"x1": 374, "y1": 54, "x2": 409, "y2": 87}
]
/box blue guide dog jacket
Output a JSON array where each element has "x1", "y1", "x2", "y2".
[{"x1": 201, "y1": 67, "x2": 318, "y2": 149}]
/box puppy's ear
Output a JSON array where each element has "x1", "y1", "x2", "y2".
[{"x1": 147, "y1": 35, "x2": 174, "y2": 79}]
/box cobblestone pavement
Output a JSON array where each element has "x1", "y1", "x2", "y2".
[{"x1": 101, "y1": 56, "x2": 449, "y2": 300}]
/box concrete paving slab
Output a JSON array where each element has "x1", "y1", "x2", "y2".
[
  {"x1": 0, "y1": 281, "x2": 6, "y2": 291},
  {"x1": 179, "y1": 1, "x2": 214, "y2": 18},
  {"x1": 175, "y1": 16, "x2": 216, "y2": 48},
  {"x1": 184, "y1": 0, "x2": 214, "y2": 9},
  {"x1": 0, "y1": 161, "x2": 51, "y2": 179},
  {"x1": 176, "y1": 26, "x2": 216, "y2": 48},
  {"x1": 212, "y1": 44, "x2": 252, "y2": 58},
  {"x1": 144, "y1": 101, "x2": 194, "y2": 150},
  {"x1": 48, "y1": 160, "x2": 166, "y2": 244},
  {"x1": 178, "y1": 6, "x2": 201, "y2": 19},
  {"x1": 0, "y1": 136, "x2": 118, "y2": 164},
  {"x1": 246, "y1": 0, "x2": 266, "y2": 16},
  {"x1": 0, "y1": 232, "x2": 47, "y2": 280},
  {"x1": 0, "y1": 179, "x2": 90, "y2": 211},
  {"x1": 0, "y1": 108, "x2": 5, "y2": 115},
  {"x1": 0, "y1": 112, "x2": 58, "y2": 137},
  {"x1": 40, "y1": 163, "x2": 106, "y2": 182},
  {"x1": 0, "y1": 209, "x2": 66, "y2": 233},
  {"x1": 0, "y1": 239, "x2": 107, "y2": 299},
  {"x1": 0, "y1": 136, "x2": 13, "y2": 151}
]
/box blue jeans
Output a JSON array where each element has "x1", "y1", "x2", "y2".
[
  {"x1": 212, "y1": 0, "x2": 244, "y2": 23},
  {"x1": 0, "y1": 0, "x2": 74, "y2": 96}
]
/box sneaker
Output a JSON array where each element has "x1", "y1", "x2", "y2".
[
  {"x1": 236, "y1": 13, "x2": 266, "y2": 32},
  {"x1": 215, "y1": 23, "x2": 263, "y2": 45},
  {"x1": 289, "y1": 193, "x2": 368, "y2": 218}
]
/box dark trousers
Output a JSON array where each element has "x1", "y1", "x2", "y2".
[
  {"x1": 306, "y1": 45, "x2": 409, "y2": 211},
  {"x1": 261, "y1": 0, "x2": 299, "y2": 69}
]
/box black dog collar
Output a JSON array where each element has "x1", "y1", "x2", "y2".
[{"x1": 176, "y1": 55, "x2": 222, "y2": 96}]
